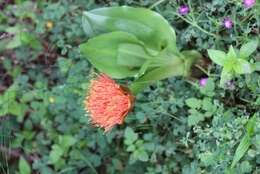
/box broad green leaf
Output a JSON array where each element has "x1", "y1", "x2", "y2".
[
  {"x1": 227, "y1": 46, "x2": 237, "y2": 59},
  {"x1": 82, "y1": 6, "x2": 177, "y2": 52},
  {"x1": 134, "y1": 61, "x2": 184, "y2": 83},
  {"x1": 233, "y1": 59, "x2": 254, "y2": 74},
  {"x1": 19, "y1": 157, "x2": 31, "y2": 174},
  {"x1": 129, "y1": 62, "x2": 184, "y2": 94},
  {"x1": 80, "y1": 31, "x2": 141, "y2": 79},
  {"x1": 207, "y1": 49, "x2": 226, "y2": 66},
  {"x1": 117, "y1": 43, "x2": 150, "y2": 67},
  {"x1": 239, "y1": 40, "x2": 258, "y2": 59}
]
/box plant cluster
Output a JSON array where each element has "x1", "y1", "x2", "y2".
[{"x1": 0, "y1": 0, "x2": 259, "y2": 174}]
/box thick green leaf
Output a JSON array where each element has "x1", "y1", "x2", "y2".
[
  {"x1": 134, "y1": 61, "x2": 184, "y2": 83},
  {"x1": 239, "y1": 40, "x2": 258, "y2": 59},
  {"x1": 82, "y1": 6, "x2": 177, "y2": 52},
  {"x1": 80, "y1": 31, "x2": 141, "y2": 79},
  {"x1": 117, "y1": 43, "x2": 150, "y2": 66},
  {"x1": 129, "y1": 63, "x2": 184, "y2": 94},
  {"x1": 19, "y1": 157, "x2": 31, "y2": 174},
  {"x1": 207, "y1": 49, "x2": 226, "y2": 66}
]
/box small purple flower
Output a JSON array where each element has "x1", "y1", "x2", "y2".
[
  {"x1": 243, "y1": 0, "x2": 256, "y2": 8},
  {"x1": 223, "y1": 17, "x2": 233, "y2": 29},
  {"x1": 178, "y1": 5, "x2": 190, "y2": 15},
  {"x1": 199, "y1": 78, "x2": 208, "y2": 87}
]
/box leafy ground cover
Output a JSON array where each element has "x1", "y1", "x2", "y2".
[{"x1": 0, "y1": 0, "x2": 259, "y2": 174}]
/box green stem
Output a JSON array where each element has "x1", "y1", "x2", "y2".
[
  {"x1": 195, "y1": 64, "x2": 210, "y2": 76},
  {"x1": 172, "y1": 12, "x2": 218, "y2": 38},
  {"x1": 149, "y1": 0, "x2": 167, "y2": 9}
]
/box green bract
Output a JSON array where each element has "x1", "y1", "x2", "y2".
[
  {"x1": 80, "y1": 6, "x2": 201, "y2": 94},
  {"x1": 207, "y1": 40, "x2": 259, "y2": 87}
]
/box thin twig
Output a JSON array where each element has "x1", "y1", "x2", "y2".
[
  {"x1": 171, "y1": 12, "x2": 218, "y2": 38},
  {"x1": 149, "y1": 0, "x2": 167, "y2": 9}
]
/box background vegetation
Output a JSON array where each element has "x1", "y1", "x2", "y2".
[{"x1": 0, "y1": 0, "x2": 259, "y2": 173}]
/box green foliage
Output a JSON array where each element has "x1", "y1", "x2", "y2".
[
  {"x1": 0, "y1": 0, "x2": 259, "y2": 174},
  {"x1": 82, "y1": 6, "x2": 177, "y2": 52},
  {"x1": 80, "y1": 6, "x2": 202, "y2": 94},
  {"x1": 19, "y1": 157, "x2": 31, "y2": 174},
  {"x1": 231, "y1": 115, "x2": 257, "y2": 168},
  {"x1": 208, "y1": 40, "x2": 259, "y2": 86}
]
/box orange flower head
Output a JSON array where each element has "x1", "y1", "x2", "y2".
[{"x1": 85, "y1": 74, "x2": 134, "y2": 132}]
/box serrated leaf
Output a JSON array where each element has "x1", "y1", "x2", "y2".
[
  {"x1": 124, "y1": 127, "x2": 138, "y2": 145},
  {"x1": 185, "y1": 98, "x2": 201, "y2": 109},
  {"x1": 239, "y1": 40, "x2": 258, "y2": 59},
  {"x1": 207, "y1": 49, "x2": 226, "y2": 66},
  {"x1": 188, "y1": 113, "x2": 204, "y2": 126},
  {"x1": 49, "y1": 145, "x2": 64, "y2": 164}
]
